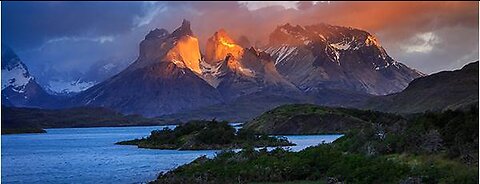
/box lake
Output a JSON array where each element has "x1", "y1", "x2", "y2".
[{"x1": 1, "y1": 126, "x2": 342, "y2": 184}]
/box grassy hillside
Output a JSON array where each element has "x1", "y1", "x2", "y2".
[{"x1": 244, "y1": 104, "x2": 405, "y2": 135}]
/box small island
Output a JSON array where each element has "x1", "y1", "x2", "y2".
[{"x1": 116, "y1": 120, "x2": 295, "y2": 150}]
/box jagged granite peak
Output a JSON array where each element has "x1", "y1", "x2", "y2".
[
  {"x1": 134, "y1": 20, "x2": 202, "y2": 74},
  {"x1": 164, "y1": 35, "x2": 202, "y2": 74},
  {"x1": 202, "y1": 29, "x2": 280, "y2": 80},
  {"x1": 264, "y1": 22, "x2": 424, "y2": 95},
  {"x1": 171, "y1": 19, "x2": 193, "y2": 38},
  {"x1": 145, "y1": 28, "x2": 169, "y2": 40},
  {"x1": 205, "y1": 28, "x2": 244, "y2": 65}
]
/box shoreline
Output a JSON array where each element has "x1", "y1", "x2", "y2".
[{"x1": 2, "y1": 123, "x2": 180, "y2": 135}]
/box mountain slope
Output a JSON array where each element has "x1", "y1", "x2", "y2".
[
  {"x1": 71, "y1": 20, "x2": 223, "y2": 116},
  {"x1": 161, "y1": 91, "x2": 311, "y2": 122},
  {"x1": 1, "y1": 45, "x2": 57, "y2": 108},
  {"x1": 365, "y1": 61, "x2": 479, "y2": 113},
  {"x1": 264, "y1": 23, "x2": 423, "y2": 96}
]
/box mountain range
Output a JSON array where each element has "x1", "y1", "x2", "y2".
[{"x1": 2, "y1": 20, "x2": 476, "y2": 121}]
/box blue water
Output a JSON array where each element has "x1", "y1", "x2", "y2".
[{"x1": 1, "y1": 126, "x2": 342, "y2": 184}]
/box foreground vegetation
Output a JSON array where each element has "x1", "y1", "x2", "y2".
[
  {"x1": 152, "y1": 106, "x2": 479, "y2": 183},
  {"x1": 116, "y1": 120, "x2": 294, "y2": 150}
]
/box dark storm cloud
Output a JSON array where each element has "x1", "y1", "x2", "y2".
[{"x1": 2, "y1": 1, "x2": 145, "y2": 50}]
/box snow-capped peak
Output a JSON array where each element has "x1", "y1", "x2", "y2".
[
  {"x1": 1, "y1": 62, "x2": 34, "y2": 93},
  {"x1": 1, "y1": 46, "x2": 34, "y2": 93}
]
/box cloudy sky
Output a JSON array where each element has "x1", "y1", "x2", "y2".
[{"x1": 2, "y1": 1, "x2": 478, "y2": 76}]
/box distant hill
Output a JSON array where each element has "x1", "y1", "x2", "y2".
[
  {"x1": 364, "y1": 61, "x2": 479, "y2": 113},
  {"x1": 2, "y1": 106, "x2": 177, "y2": 134}
]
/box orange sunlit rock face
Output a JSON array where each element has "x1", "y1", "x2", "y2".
[
  {"x1": 219, "y1": 37, "x2": 236, "y2": 48},
  {"x1": 205, "y1": 29, "x2": 244, "y2": 65},
  {"x1": 164, "y1": 35, "x2": 202, "y2": 74}
]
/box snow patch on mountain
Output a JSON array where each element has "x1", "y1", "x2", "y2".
[
  {"x1": 46, "y1": 79, "x2": 95, "y2": 94},
  {"x1": 1, "y1": 63, "x2": 33, "y2": 93},
  {"x1": 330, "y1": 42, "x2": 351, "y2": 50},
  {"x1": 238, "y1": 66, "x2": 255, "y2": 77},
  {"x1": 264, "y1": 45, "x2": 297, "y2": 65}
]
